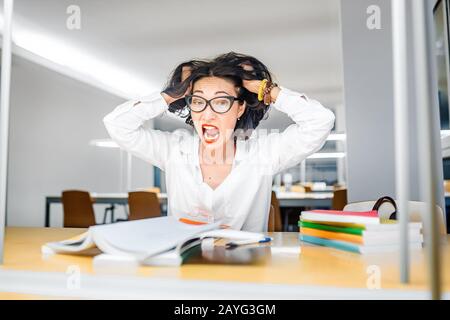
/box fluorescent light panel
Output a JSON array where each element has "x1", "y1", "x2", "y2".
[
  {"x1": 327, "y1": 133, "x2": 346, "y2": 141},
  {"x1": 329, "y1": 131, "x2": 450, "y2": 140},
  {"x1": 441, "y1": 130, "x2": 450, "y2": 138},
  {"x1": 89, "y1": 139, "x2": 119, "y2": 148},
  {"x1": 0, "y1": 15, "x2": 155, "y2": 99},
  {"x1": 307, "y1": 152, "x2": 346, "y2": 159}
]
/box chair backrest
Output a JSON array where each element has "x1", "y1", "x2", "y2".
[
  {"x1": 344, "y1": 200, "x2": 447, "y2": 235},
  {"x1": 268, "y1": 191, "x2": 283, "y2": 232},
  {"x1": 62, "y1": 190, "x2": 96, "y2": 228},
  {"x1": 145, "y1": 187, "x2": 161, "y2": 194},
  {"x1": 332, "y1": 188, "x2": 348, "y2": 210},
  {"x1": 128, "y1": 191, "x2": 161, "y2": 221}
]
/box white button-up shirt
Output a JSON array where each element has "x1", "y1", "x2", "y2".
[{"x1": 103, "y1": 86, "x2": 335, "y2": 232}]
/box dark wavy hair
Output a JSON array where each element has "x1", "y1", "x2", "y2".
[{"x1": 162, "y1": 52, "x2": 273, "y2": 134}]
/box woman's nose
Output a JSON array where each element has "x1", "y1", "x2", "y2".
[{"x1": 200, "y1": 104, "x2": 217, "y2": 120}]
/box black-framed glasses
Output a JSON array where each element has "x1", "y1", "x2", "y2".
[{"x1": 185, "y1": 95, "x2": 242, "y2": 114}]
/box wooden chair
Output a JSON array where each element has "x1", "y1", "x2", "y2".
[
  {"x1": 62, "y1": 190, "x2": 96, "y2": 228},
  {"x1": 291, "y1": 185, "x2": 306, "y2": 193},
  {"x1": 268, "y1": 191, "x2": 283, "y2": 232},
  {"x1": 128, "y1": 191, "x2": 161, "y2": 221},
  {"x1": 145, "y1": 187, "x2": 161, "y2": 193},
  {"x1": 444, "y1": 180, "x2": 450, "y2": 193},
  {"x1": 332, "y1": 188, "x2": 348, "y2": 210}
]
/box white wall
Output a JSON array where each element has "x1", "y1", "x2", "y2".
[
  {"x1": 7, "y1": 54, "x2": 154, "y2": 227},
  {"x1": 340, "y1": 0, "x2": 445, "y2": 213},
  {"x1": 341, "y1": 0, "x2": 396, "y2": 201}
]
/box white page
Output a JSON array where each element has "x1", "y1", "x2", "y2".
[
  {"x1": 200, "y1": 229, "x2": 266, "y2": 241},
  {"x1": 90, "y1": 216, "x2": 220, "y2": 259}
]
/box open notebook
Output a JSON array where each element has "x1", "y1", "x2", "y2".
[{"x1": 41, "y1": 216, "x2": 268, "y2": 266}]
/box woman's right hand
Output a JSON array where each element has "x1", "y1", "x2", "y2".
[
  {"x1": 161, "y1": 65, "x2": 192, "y2": 105},
  {"x1": 181, "y1": 65, "x2": 192, "y2": 83}
]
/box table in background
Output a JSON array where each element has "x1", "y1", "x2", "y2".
[
  {"x1": 275, "y1": 191, "x2": 334, "y2": 230},
  {"x1": 45, "y1": 193, "x2": 168, "y2": 227},
  {"x1": 0, "y1": 227, "x2": 449, "y2": 299},
  {"x1": 275, "y1": 191, "x2": 333, "y2": 208},
  {"x1": 45, "y1": 192, "x2": 332, "y2": 228}
]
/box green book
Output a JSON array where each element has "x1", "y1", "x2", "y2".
[{"x1": 298, "y1": 220, "x2": 364, "y2": 235}]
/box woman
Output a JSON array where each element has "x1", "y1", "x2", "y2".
[{"x1": 103, "y1": 52, "x2": 335, "y2": 232}]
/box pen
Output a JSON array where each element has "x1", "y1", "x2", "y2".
[{"x1": 225, "y1": 237, "x2": 272, "y2": 249}]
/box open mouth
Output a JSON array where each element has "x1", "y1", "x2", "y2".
[{"x1": 201, "y1": 124, "x2": 220, "y2": 144}]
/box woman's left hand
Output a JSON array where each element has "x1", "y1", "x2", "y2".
[
  {"x1": 242, "y1": 79, "x2": 281, "y2": 103},
  {"x1": 242, "y1": 79, "x2": 262, "y2": 95}
]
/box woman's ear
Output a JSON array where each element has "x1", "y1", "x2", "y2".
[{"x1": 237, "y1": 101, "x2": 246, "y2": 119}]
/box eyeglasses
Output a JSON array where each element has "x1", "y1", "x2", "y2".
[{"x1": 185, "y1": 95, "x2": 242, "y2": 114}]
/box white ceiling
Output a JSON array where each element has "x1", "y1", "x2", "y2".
[{"x1": 2, "y1": 0, "x2": 344, "y2": 129}]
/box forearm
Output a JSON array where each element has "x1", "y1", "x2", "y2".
[
  {"x1": 160, "y1": 92, "x2": 178, "y2": 106},
  {"x1": 103, "y1": 91, "x2": 168, "y2": 131},
  {"x1": 273, "y1": 87, "x2": 334, "y2": 130},
  {"x1": 267, "y1": 86, "x2": 335, "y2": 174},
  {"x1": 269, "y1": 86, "x2": 281, "y2": 104},
  {"x1": 102, "y1": 91, "x2": 172, "y2": 169}
]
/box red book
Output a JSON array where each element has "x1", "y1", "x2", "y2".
[{"x1": 300, "y1": 209, "x2": 380, "y2": 225}]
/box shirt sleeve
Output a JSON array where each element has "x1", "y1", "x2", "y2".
[
  {"x1": 259, "y1": 86, "x2": 336, "y2": 175},
  {"x1": 102, "y1": 91, "x2": 175, "y2": 171}
]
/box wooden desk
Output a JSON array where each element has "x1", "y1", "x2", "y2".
[{"x1": 0, "y1": 227, "x2": 449, "y2": 299}]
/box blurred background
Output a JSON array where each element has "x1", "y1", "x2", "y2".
[
  {"x1": 0, "y1": 0, "x2": 345, "y2": 228},
  {"x1": 0, "y1": 0, "x2": 448, "y2": 233}
]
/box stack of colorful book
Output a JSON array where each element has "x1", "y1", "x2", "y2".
[{"x1": 298, "y1": 209, "x2": 423, "y2": 254}]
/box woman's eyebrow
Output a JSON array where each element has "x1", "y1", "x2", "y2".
[
  {"x1": 192, "y1": 90, "x2": 231, "y2": 95},
  {"x1": 215, "y1": 91, "x2": 231, "y2": 95}
]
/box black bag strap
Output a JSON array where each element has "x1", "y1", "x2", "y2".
[{"x1": 372, "y1": 196, "x2": 397, "y2": 220}]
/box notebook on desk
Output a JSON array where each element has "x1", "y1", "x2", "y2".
[{"x1": 41, "y1": 216, "x2": 268, "y2": 266}]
